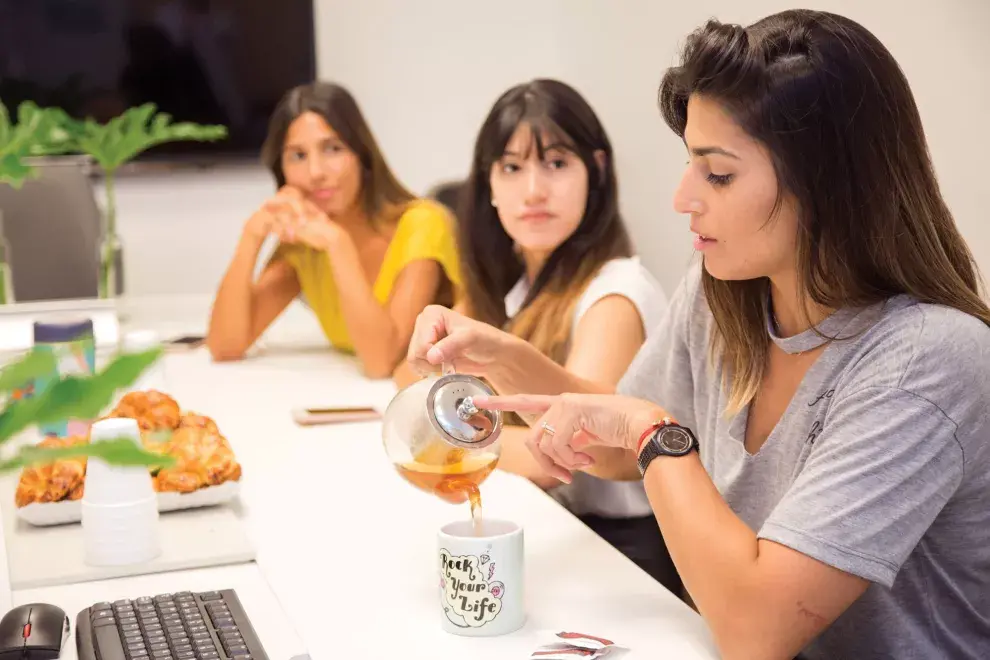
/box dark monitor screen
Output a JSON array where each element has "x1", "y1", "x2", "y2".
[{"x1": 0, "y1": 0, "x2": 317, "y2": 162}]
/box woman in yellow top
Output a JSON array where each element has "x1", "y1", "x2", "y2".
[{"x1": 207, "y1": 82, "x2": 461, "y2": 377}]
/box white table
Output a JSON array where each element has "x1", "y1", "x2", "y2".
[{"x1": 4, "y1": 297, "x2": 719, "y2": 660}]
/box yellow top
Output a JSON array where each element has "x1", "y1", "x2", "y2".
[{"x1": 274, "y1": 199, "x2": 461, "y2": 352}]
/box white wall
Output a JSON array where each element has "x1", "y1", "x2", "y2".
[
  {"x1": 108, "y1": 0, "x2": 990, "y2": 298},
  {"x1": 95, "y1": 164, "x2": 271, "y2": 296}
]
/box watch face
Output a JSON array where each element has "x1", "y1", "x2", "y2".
[{"x1": 658, "y1": 426, "x2": 695, "y2": 454}]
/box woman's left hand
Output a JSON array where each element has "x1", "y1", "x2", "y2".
[{"x1": 474, "y1": 393, "x2": 668, "y2": 483}]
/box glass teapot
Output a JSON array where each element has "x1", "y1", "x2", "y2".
[{"x1": 382, "y1": 365, "x2": 502, "y2": 505}]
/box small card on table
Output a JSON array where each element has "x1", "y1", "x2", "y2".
[{"x1": 529, "y1": 632, "x2": 626, "y2": 659}]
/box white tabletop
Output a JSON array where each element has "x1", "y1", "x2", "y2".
[{"x1": 3, "y1": 298, "x2": 719, "y2": 660}]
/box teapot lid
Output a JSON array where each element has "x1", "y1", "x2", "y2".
[{"x1": 426, "y1": 367, "x2": 502, "y2": 450}]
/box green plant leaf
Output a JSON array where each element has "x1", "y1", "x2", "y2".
[
  {"x1": 0, "y1": 437, "x2": 173, "y2": 473},
  {"x1": 0, "y1": 101, "x2": 80, "y2": 188},
  {"x1": 0, "y1": 350, "x2": 56, "y2": 393},
  {"x1": 0, "y1": 347, "x2": 162, "y2": 444},
  {"x1": 0, "y1": 154, "x2": 35, "y2": 188},
  {"x1": 0, "y1": 101, "x2": 46, "y2": 188},
  {"x1": 30, "y1": 106, "x2": 80, "y2": 156},
  {"x1": 0, "y1": 104, "x2": 10, "y2": 154},
  {"x1": 61, "y1": 103, "x2": 227, "y2": 174}
]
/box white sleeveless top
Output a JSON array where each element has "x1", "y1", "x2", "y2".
[{"x1": 504, "y1": 257, "x2": 667, "y2": 518}]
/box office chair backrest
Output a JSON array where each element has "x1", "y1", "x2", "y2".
[
  {"x1": 426, "y1": 179, "x2": 465, "y2": 220},
  {"x1": 0, "y1": 157, "x2": 102, "y2": 302}
]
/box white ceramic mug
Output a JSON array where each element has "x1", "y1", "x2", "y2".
[{"x1": 438, "y1": 519, "x2": 524, "y2": 636}]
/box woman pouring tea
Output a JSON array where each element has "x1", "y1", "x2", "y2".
[{"x1": 409, "y1": 10, "x2": 990, "y2": 660}]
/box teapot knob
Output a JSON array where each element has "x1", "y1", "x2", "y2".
[{"x1": 456, "y1": 396, "x2": 479, "y2": 420}]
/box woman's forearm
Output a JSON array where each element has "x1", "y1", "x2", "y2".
[
  {"x1": 326, "y1": 234, "x2": 404, "y2": 378},
  {"x1": 643, "y1": 451, "x2": 779, "y2": 657},
  {"x1": 207, "y1": 234, "x2": 265, "y2": 360},
  {"x1": 485, "y1": 336, "x2": 636, "y2": 481},
  {"x1": 581, "y1": 448, "x2": 640, "y2": 481},
  {"x1": 486, "y1": 337, "x2": 613, "y2": 397}
]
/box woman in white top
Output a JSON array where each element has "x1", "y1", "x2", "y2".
[{"x1": 404, "y1": 79, "x2": 676, "y2": 591}]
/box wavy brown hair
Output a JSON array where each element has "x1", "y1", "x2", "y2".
[
  {"x1": 659, "y1": 10, "x2": 990, "y2": 412},
  {"x1": 260, "y1": 81, "x2": 415, "y2": 227},
  {"x1": 460, "y1": 79, "x2": 631, "y2": 363}
]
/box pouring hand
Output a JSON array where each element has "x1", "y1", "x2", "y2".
[{"x1": 407, "y1": 306, "x2": 517, "y2": 377}]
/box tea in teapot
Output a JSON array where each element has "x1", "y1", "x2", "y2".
[{"x1": 383, "y1": 368, "x2": 502, "y2": 531}]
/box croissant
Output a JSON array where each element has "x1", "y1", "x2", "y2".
[
  {"x1": 15, "y1": 435, "x2": 88, "y2": 507},
  {"x1": 154, "y1": 426, "x2": 241, "y2": 493},
  {"x1": 154, "y1": 470, "x2": 201, "y2": 494},
  {"x1": 49, "y1": 454, "x2": 86, "y2": 499},
  {"x1": 110, "y1": 390, "x2": 182, "y2": 433},
  {"x1": 178, "y1": 412, "x2": 219, "y2": 435},
  {"x1": 67, "y1": 482, "x2": 84, "y2": 501},
  {"x1": 15, "y1": 463, "x2": 54, "y2": 507}
]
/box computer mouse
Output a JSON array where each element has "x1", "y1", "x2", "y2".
[{"x1": 0, "y1": 603, "x2": 69, "y2": 660}]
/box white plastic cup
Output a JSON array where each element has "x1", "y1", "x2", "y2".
[
  {"x1": 83, "y1": 418, "x2": 156, "y2": 505},
  {"x1": 438, "y1": 519, "x2": 525, "y2": 636},
  {"x1": 82, "y1": 499, "x2": 160, "y2": 566},
  {"x1": 82, "y1": 418, "x2": 161, "y2": 567}
]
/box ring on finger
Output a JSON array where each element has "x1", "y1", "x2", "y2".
[{"x1": 541, "y1": 421, "x2": 556, "y2": 436}]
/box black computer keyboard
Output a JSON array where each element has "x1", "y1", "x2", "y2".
[{"x1": 75, "y1": 589, "x2": 269, "y2": 660}]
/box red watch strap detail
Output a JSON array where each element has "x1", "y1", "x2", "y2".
[{"x1": 637, "y1": 417, "x2": 675, "y2": 454}]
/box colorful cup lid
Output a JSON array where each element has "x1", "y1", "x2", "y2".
[{"x1": 33, "y1": 319, "x2": 94, "y2": 344}]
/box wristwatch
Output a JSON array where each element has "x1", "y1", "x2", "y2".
[{"x1": 636, "y1": 418, "x2": 699, "y2": 476}]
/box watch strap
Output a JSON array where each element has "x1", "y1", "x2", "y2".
[{"x1": 637, "y1": 435, "x2": 665, "y2": 476}]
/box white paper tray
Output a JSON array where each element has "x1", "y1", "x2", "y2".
[{"x1": 15, "y1": 480, "x2": 239, "y2": 526}]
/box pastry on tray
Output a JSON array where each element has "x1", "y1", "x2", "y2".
[
  {"x1": 14, "y1": 390, "x2": 241, "y2": 507},
  {"x1": 178, "y1": 411, "x2": 220, "y2": 435},
  {"x1": 155, "y1": 425, "x2": 241, "y2": 493},
  {"x1": 109, "y1": 390, "x2": 182, "y2": 433},
  {"x1": 14, "y1": 435, "x2": 88, "y2": 507}
]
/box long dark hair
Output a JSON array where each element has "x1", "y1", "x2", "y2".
[
  {"x1": 260, "y1": 81, "x2": 414, "y2": 226},
  {"x1": 659, "y1": 10, "x2": 990, "y2": 412},
  {"x1": 460, "y1": 79, "x2": 631, "y2": 362}
]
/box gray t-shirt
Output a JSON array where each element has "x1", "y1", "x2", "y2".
[{"x1": 618, "y1": 267, "x2": 990, "y2": 659}]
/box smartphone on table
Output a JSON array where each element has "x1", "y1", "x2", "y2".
[
  {"x1": 292, "y1": 406, "x2": 381, "y2": 426},
  {"x1": 166, "y1": 335, "x2": 206, "y2": 351}
]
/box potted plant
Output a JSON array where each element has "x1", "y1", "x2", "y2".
[
  {"x1": 58, "y1": 104, "x2": 227, "y2": 298},
  {"x1": 0, "y1": 101, "x2": 77, "y2": 303},
  {"x1": 0, "y1": 101, "x2": 170, "y2": 470}
]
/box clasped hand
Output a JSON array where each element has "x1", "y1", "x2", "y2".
[{"x1": 245, "y1": 185, "x2": 343, "y2": 251}]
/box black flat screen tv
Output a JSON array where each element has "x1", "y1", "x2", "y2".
[{"x1": 0, "y1": 0, "x2": 317, "y2": 162}]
